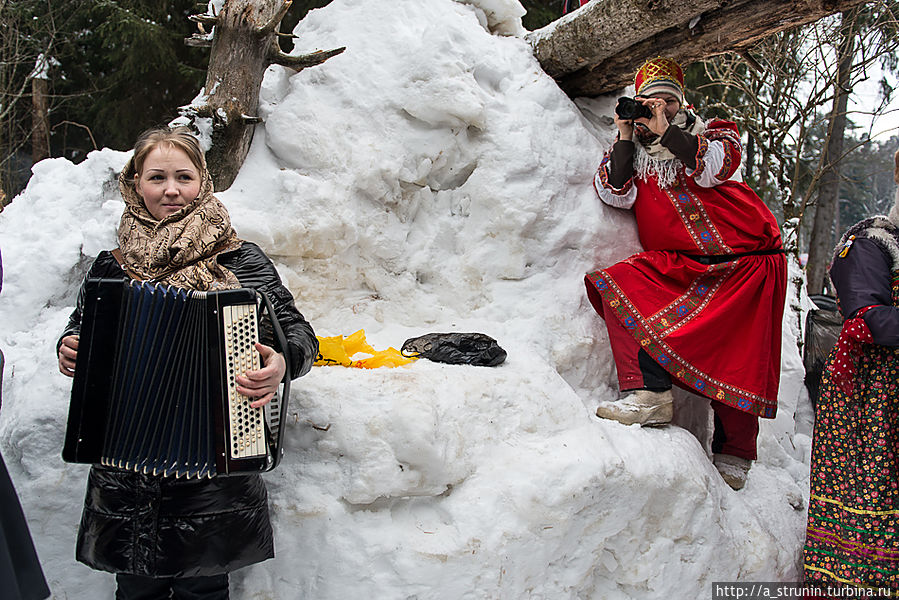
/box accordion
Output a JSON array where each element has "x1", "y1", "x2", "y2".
[{"x1": 63, "y1": 278, "x2": 291, "y2": 478}]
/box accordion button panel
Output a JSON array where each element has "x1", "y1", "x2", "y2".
[{"x1": 223, "y1": 303, "x2": 267, "y2": 460}]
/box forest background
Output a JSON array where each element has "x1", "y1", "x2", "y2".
[{"x1": 1, "y1": 0, "x2": 898, "y2": 292}]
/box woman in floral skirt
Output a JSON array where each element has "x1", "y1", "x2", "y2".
[{"x1": 803, "y1": 151, "x2": 899, "y2": 592}]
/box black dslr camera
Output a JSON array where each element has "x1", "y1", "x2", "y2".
[{"x1": 615, "y1": 97, "x2": 652, "y2": 121}]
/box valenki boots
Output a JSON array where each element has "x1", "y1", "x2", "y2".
[
  {"x1": 713, "y1": 453, "x2": 752, "y2": 490},
  {"x1": 595, "y1": 389, "x2": 674, "y2": 426}
]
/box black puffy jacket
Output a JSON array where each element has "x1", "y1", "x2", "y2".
[{"x1": 59, "y1": 242, "x2": 318, "y2": 577}]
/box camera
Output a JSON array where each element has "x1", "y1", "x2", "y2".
[{"x1": 615, "y1": 97, "x2": 652, "y2": 121}]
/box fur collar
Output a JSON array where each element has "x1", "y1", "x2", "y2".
[{"x1": 835, "y1": 215, "x2": 899, "y2": 272}]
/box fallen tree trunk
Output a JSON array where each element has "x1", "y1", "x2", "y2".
[
  {"x1": 529, "y1": 0, "x2": 871, "y2": 97},
  {"x1": 529, "y1": 0, "x2": 722, "y2": 79}
]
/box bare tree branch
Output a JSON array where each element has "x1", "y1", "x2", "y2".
[{"x1": 269, "y1": 45, "x2": 345, "y2": 70}]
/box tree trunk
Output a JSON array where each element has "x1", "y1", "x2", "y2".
[
  {"x1": 805, "y1": 10, "x2": 857, "y2": 296},
  {"x1": 528, "y1": 0, "x2": 722, "y2": 79},
  {"x1": 31, "y1": 76, "x2": 50, "y2": 163},
  {"x1": 745, "y1": 134, "x2": 755, "y2": 182},
  {"x1": 0, "y1": 124, "x2": 5, "y2": 209},
  {"x1": 184, "y1": 0, "x2": 344, "y2": 191},
  {"x1": 530, "y1": 0, "x2": 870, "y2": 97}
]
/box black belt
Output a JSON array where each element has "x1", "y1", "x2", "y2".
[{"x1": 685, "y1": 248, "x2": 785, "y2": 265}]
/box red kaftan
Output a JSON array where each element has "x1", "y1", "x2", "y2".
[{"x1": 585, "y1": 120, "x2": 786, "y2": 418}]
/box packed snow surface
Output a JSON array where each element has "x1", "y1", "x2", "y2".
[{"x1": 0, "y1": 0, "x2": 812, "y2": 597}]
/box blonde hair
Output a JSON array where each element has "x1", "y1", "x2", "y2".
[{"x1": 128, "y1": 126, "x2": 206, "y2": 179}]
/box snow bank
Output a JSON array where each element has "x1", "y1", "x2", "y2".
[{"x1": 0, "y1": 0, "x2": 811, "y2": 597}]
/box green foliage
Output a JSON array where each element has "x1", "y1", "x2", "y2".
[
  {"x1": 1, "y1": 0, "x2": 208, "y2": 198},
  {"x1": 836, "y1": 134, "x2": 899, "y2": 227},
  {"x1": 54, "y1": 0, "x2": 209, "y2": 153},
  {"x1": 521, "y1": 0, "x2": 563, "y2": 31}
]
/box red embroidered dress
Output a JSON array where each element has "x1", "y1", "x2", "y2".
[{"x1": 585, "y1": 120, "x2": 786, "y2": 418}]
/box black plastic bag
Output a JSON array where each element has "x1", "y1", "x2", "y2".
[
  {"x1": 401, "y1": 333, "x2": 507, "y2": 367},
  {"x1": 803, "y1": 294, "x2": 842, "y2": 407}
]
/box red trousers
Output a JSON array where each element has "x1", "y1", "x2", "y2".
[{"x1": 598, "y1": 294, "x2": 759, "y2": 460}]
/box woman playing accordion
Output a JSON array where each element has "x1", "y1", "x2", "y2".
[{"x1": 57, "y1": 127, "x2": 318, "y2": 599}]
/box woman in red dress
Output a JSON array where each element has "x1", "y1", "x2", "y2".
[{"x1": 585, "y1": 57, "x2": 786, "y2": 490}]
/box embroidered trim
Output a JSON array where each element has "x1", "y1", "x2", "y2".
[
  {"x1": 814, "y1": 514, "x2": 899, "y2": 538},
  {"x1": 806, "y1": 528, "x2": 899, "y2": 562},
  {"x1": 596, "y1": 152, "x2": 634, "y2": 196},
  {"x1": 645, "y1": 261, "x2": 737, "y2": 338},
  {"x1": 586, "y1": 269, "x2": 776, "y2": 417},
  {"x1": 663, "y1": 174, "x2": 733, "y2": 255},
  {"x1": 691, "y1": 134, "x2": 709, "y2": 179},
  {"x1": 705, "y1": 127, "x2": 742, "y2": 180},
  {"x1": 811, "y1": 494, "x2": 899, "y2": 517},
  {"x1": 805, "y1": 560, "x2": 899, "y2": 582}
]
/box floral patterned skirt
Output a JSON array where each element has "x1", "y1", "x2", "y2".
[{"x1": 804, "y1": 344, "x2": 899, "y2": 591}]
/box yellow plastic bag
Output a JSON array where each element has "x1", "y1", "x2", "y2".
[{"x1": 314, "y1": 329, "x2": 417, "y2": 369}]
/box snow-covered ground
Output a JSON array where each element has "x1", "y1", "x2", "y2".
[{"x1": 0, "y1": 0, "x2": 813, "y2": 597}]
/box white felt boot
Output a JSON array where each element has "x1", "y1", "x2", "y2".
[
  {"x1": 713, "y1": 453, "x2": 752, "y2": 490},
  {"x1": 595, "y1": 389, "x2": 674, "y2": 426}
]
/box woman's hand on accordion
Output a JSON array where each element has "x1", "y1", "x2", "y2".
[
  {"x1": 237, "y1": 343, "x2": 287, "y2": 408},
  {"x1": 58, "y1": 335, "x2": 79, "y2": 377}
]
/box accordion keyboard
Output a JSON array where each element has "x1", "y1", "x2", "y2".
[{"x1": 223, "y1": 303, "x2": 267, "y2": 459}]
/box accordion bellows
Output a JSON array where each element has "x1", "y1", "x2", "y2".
[{"x1": 63, "y1": 279, "x2": 290, "y2": 478}]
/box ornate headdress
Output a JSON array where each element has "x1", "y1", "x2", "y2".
[{"x1": 634, "y1": 57, "x2": 685, "y2": 104}]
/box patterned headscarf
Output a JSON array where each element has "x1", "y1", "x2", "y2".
[{"x1": 116, "y1": 151, "x2": 243, "y2": 291}]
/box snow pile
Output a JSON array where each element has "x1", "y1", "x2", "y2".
[
  {"x1": 0, "y1": 0, "x2": 811, "y2": 597},
  {"x1": 455, "y1": 0, "x2": 526, "y2": 35}
]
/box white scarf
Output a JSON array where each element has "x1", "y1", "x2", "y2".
[{"x1": 634, "y1": 110, "x2": 706, "y2": 189}]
